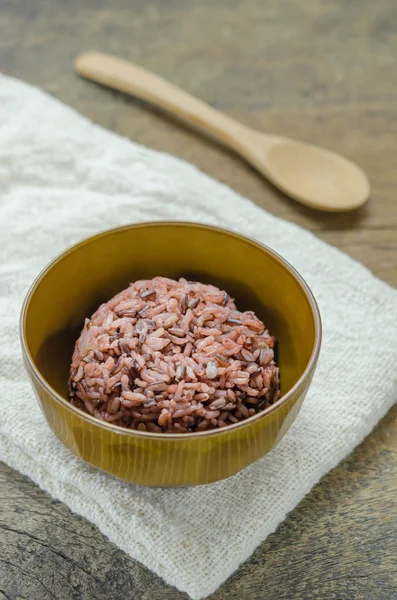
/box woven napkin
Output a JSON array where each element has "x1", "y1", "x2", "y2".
[{"x1": 0, "y1": 75, "x2": 396, "y2": 599}]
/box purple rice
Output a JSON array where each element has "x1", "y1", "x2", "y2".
[{"x1": 69, "y1": 277, "x2": 279, "y2": 433}]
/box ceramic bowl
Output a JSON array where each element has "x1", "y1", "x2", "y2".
[{"x1": 20, "y1": 222, "x2": 321, "y2": 486}]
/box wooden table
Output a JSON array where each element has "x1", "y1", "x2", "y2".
[{"x1": 1, "y1": 1, "x2": 396, "y2": 598}]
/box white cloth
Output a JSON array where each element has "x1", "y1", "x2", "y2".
[{"x1": 0, "y1": 75, "x2": 396, "y2": 600}]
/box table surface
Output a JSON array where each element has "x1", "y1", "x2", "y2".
[{"x1": 1, "y1": 1, "x2": 396, "y2": 598}]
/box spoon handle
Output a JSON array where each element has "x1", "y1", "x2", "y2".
[{"x1": 75, "y1": 51, "x2": 250, "y2": 147}]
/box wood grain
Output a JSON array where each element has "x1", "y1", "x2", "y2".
[{"x1": 0, "y1": 0, "x2": 396, "y2": 598}]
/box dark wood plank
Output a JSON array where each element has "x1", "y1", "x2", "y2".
[{"x1": 0, "y1": 0, "x2": 396, "y2": 598}]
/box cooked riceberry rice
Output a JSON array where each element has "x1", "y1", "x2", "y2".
[{"x1": 69, "y1": 277, "x2": 280, "y2": 433}]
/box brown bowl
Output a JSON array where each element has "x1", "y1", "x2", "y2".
[{"x1": 20, "y1": 222, "x2": 321, "y2": 487}]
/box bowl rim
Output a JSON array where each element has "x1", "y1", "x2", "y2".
[{"x1": 20, "y1": 220, "x2": 322, "y2": 440}]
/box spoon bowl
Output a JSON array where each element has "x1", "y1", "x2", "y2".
[
  {"x1": 75, "y1": 51, "x2": 370, "y2": 212},
  {"x1": 242, "y1": 134, "x2": 370, "y2": 211}
]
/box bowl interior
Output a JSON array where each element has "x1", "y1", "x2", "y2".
[{"x1": 23, "y1": 223, "x2": 318, "y2": 414}]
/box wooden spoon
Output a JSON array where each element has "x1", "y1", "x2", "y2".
[{"x1": 75, "y1": 51, "x2": 370, "y2": 212}]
